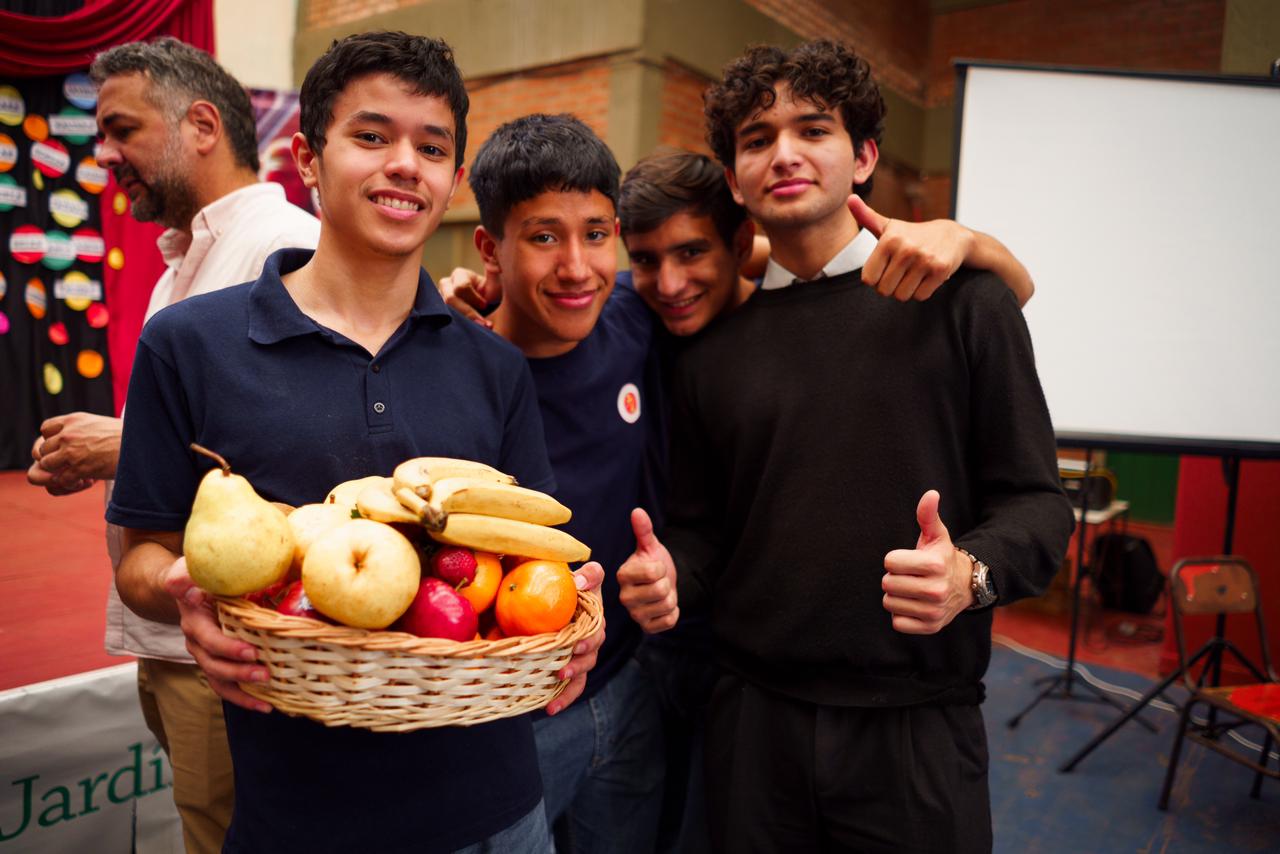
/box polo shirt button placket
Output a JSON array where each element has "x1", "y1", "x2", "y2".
[{"x1": 366, "y1": 359, "x2": 393, "y2": 433}]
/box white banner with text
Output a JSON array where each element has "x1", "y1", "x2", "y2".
[{"x1": 0, "y1": 663, "x2": 181, "y2": 853}]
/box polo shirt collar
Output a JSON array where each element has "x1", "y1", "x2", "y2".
[
  {"x1": 761, "y1": 227, "x2": 879, "y2": 290},
  {"x1": 247, "y1": 248, "x2": 454, "y2": 345}
]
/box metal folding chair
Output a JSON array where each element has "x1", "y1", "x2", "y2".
[{"x1": 1158, "y1": 556, "x2": 1280, "y2": 809}]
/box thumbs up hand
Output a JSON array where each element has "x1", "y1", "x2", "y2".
[
  {"x1": 851, "y1": 195, "x2": 974, "y2": 304},
  {"x1": 617, "y1": 508, "x2": 680, "y2": 633},
  {"x1": 882, "y1": 490, "x2": 975, "y2": 635}
]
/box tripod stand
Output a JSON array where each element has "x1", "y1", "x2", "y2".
[
  {"x1": 1007, "y1": 449, "x2": 1157, "y2": 731},
  {"x1": 1059, "y1": 455, "x2": 1242, "y2": 772}
]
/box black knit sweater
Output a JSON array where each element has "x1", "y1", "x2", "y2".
[{"x1": 664, "y1": 267, "x2": 1074, "y2": 708}]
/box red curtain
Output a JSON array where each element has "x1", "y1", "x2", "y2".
[
  {"x1": 0, "y1": 0, "x2": 215, "y2": 412},
  {"x1": 0, "y1": 0, "x2": 213, "y2": 78}
]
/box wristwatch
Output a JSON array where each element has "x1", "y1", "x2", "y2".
[{"x1": 957, "y1": 547, "x2": 997, "y2": 610}]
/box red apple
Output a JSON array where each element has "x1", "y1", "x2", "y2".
[
  {"x1": 501, "y1": 554, "x2": 533, "y2": 573},
  {"x1": 246, "y1": 580, "x2": 289, "y2": 608},
  {"x1": 276, "y1": 581, "x2": 324, "y2": 620},
  {"x1": 430, "y1": 546, "x2": 478, "y2": 587},
  {"x1": 395, "y1": 577, "x2": 478, "y2": 641}
]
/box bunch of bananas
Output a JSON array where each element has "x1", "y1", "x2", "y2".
[{"x1": 351, "y1": 457, "x2": 590, "y2": 563}]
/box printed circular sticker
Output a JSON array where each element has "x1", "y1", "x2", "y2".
[
  {"x1": 0, "y1": 173, "x2": 26, "y2": 212},
  {"x1": 0, "y1": 133, "x2": 15, "y2": 172},
  {"x1": 86, "y1": 301, "x2": 109, "y2": 328},
  {"x1": 77, "y1": 350, "x2": 104, "y2": 379},
  {"x1": 31, "y1": 138, "x2": 69, "y2": 178},
  {"x1": 107, "y1": 247, "x2": 124, "y2": 270},
  {"x1": 48, "y1": 321, "x2": 69, "y2": 346},
  {"x1": 50, "y1": 108, "x2": 96, "y2": 145},
  {"x1": 0, "y1": 311, "x2": 8, "y2": 335},
  {"x1": 57, "y1": 270, "x2": 97, "y2": 309},
  {"x1": 43, "y1": 362, "x2": 64, "y2": 395},
  {"x1": 72, "y1": 227, "x2": 104, "y2": 263},
  {"x1": 616, "y1": 382, "x2": 642, "y2": 424},
  {"x1": 64, "y1": 73, "x2": 98, "y2": 110},
  {"x1": 50, "y1": 188, "x2": 89, "y2": 228},
  {"x1": 0, "y1": 270, "x2": 5, "y2": 300},
  {"x1": 41, "y1": 230, "x2": 75, "y2": 271},
  {"x1": 0, "y1": 85, "x2": 24, "y2": 126},
  {"x1": 112, "y1": 191, "x2": 128, "y2": 215},
  {"x1": 31, "y1": 168, "x2": 43, "y2": 190},
  {"x1": 76, "y1": 157, "x2": 108, "y2": 194},
  {"x1": 10, "y1": 224, "x2": 45, "y2": 264},
  {"x1": 25, "y1": 278, "x2": 46, "y2": 319}
]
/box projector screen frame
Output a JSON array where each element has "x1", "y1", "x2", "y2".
[{"x1": 949, "y1": 60, "x2": 1280, "y2": 460}]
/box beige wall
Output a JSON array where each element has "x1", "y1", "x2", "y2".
[{"x1": 216, "y1": 0, "x2": 299, "y2": 91}]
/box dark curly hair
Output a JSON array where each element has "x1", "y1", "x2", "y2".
[
  {"x1": 704, "y1": 40, "x2": 886, "y2": 198},
  {"x1": 300, "y1": 31, "x2": 469, "y2": 169},
  {"x1": 619, "y1": 148, "x2": 746, "y2": 250}
]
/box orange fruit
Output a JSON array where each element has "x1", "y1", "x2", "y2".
[
  {"x1": 484, "y1": 624, "x2": 506, "y2": 640},
  {"x1": 495, "y1": 560, "x2": 577, "y2": 636},
  {"x1": 458, "y1": 551, "x2": 502, "y2": 614}
]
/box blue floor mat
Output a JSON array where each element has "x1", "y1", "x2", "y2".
[{"x1": 985, "y1": 640, "x2": 1280, "y2": 852}]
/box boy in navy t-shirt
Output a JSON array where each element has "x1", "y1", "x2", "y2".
[
  {"x1": 107, "y1": 33, "x2": 604, "y2": 854},
  {"x1": 465, "y1": 113, "x2": 666, "y2": 852}
]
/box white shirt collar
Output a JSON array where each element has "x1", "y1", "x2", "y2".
[
  {"x1": 760, "y1": 228, "x2": 879, "y2": 290},
  {"x1": 156, "y1": 183, "x2": 288, "y2": 269}
]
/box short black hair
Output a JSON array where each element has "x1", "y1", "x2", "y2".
[
  {"x1": 469, "y1": 113, "x2": 620, "y2": 237},
  {"x1": 619, "y1": 148, "x2": 747, "y2": 250},
  {"x1": 300, "y1": 31, "x2": 469, "y2": 168},
  {"x1": 90, "y1": 37, "x2": 259, "y2": 173},
  {"x1": 704, "y1": 39, "x2": 885, "y2": 198}
]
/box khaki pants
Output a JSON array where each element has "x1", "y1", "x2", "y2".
[{"x1": 136, "y1": 658, "x2": 234, "y2": 854}]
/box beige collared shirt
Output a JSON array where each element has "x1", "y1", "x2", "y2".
[
  {"x1": 104, "y1": 182, "x2": 320, "y2": 662},
  {"x1": 760, "y1": 227, "x2": 879, "y2": 290}
]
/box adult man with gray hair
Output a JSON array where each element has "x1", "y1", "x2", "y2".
[{"x1": 27, "y1": 37, "x2": 318, "y2": 853}]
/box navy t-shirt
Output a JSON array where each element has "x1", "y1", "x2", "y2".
[
  {"x1": 528, "y1": 278, "x2": 664, "y2": 699},
  {"x1": 107, "y1": 248, "x2": 553, "y2": 853}
]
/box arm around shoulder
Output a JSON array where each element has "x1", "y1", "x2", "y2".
[{"x1": 967, "y1": 230, "x2": 1034, "y2": 307}]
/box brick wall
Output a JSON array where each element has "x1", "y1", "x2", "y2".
[
  {"x1": 913, "y1": 0, "x2": 1227, "y2": 218},
  {"x1": 744, "y1": 0, "x2": 931, "y2": 102},
  {"x1": 657, "y1": 60, "x2": 715, "y2": 155},
  {"x1": 306, "y1": 0, "x2": 431, "y2": 29},
  {"x1": 928, "y1": 0, "x2": 1225, "y2": 106},
  {"x1": 453, "y1": 56, "x2": 613, "y2": 211}
]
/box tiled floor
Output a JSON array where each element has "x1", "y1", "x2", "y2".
[{"x1": 0, "y1": 469, "x2": 1177, "y2": 690}]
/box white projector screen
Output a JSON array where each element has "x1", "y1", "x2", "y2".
[{"x1": 953, "y1": 63, "x2": 1280, "y2": 456}]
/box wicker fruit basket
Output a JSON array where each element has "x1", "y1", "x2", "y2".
[{"x1": 215, "y1": 589, "x2": 603, "y2": 732}]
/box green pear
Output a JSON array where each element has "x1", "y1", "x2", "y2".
[{"x1": 183, "y1": 444, "x2": 295, "y2": 596}]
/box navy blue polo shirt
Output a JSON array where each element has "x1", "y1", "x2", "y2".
[
  {"x1": 108, "y1": 248, "x2": 553, "y2": 853},
  {"x1": 528, "y1": 278, "x2": 664, "y2": 702}
]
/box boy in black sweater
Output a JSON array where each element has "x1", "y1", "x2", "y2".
[{"x1": 617, "y1": 40, "x2": 1074, "y2": 853}]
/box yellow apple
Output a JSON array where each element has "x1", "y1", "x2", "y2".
[
  {"x1": 301, "y1": 519, "x2": 421, "y2": 629},
  {"x1": 287, "y1": 503, "x2": 353, "y2": 576},
  {"x1": 324, "y1": 475, "x2": 387, "y2": 516}
]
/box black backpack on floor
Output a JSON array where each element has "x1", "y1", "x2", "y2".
[{"x1": 1092, "y1": 533, "x2": 1164, "y2": 615}]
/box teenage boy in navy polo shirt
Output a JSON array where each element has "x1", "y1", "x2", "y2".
[
  {"x1": 466, "y1": 113, "x2": 665, "y2": 853},
  {"x1": 106, "y1": 32, "x2": 604, "y2": 854}
]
